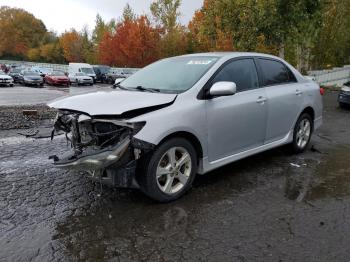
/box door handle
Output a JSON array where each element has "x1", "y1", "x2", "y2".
[
  {"x1": 256, "y1": 96, "x2": 267, "y2": 104},
  {"x1": 296, "y1": 89, "x2": 303, "y2": 95}
]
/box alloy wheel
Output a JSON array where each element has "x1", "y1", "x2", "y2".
[
  {"x1": 156, "y1": 147, "x2": 192, "y2": 195},
  {"x1": 296, "y1": 118, "x2": 311, "y2": 149}
]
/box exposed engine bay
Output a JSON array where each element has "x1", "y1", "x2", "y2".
[{"x1": 50, "y1": 110, "x2": 154, "y2": 188}]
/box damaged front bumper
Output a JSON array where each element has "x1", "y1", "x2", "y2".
[
  {"x1": 50, "y1": 110, "x2": 154, "y2": 188},
  {"x1": 51, "y1": 137, "x2": 131, "y2": 170}
]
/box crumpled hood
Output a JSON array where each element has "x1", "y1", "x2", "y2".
[{"x1": 48, "y1": 90, "x2": 177, "y2": 116}]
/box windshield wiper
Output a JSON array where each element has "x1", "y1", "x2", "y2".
[
  {"x1": 113, "y1": 84, "x2": 160, "y2": 93},
  {"x1": 133, "y1": 86, "x2": 160, "y2": 93}
]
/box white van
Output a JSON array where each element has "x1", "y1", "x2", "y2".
[{"x1": 69, "y1": 63, "x2": 96, "y2": 83}]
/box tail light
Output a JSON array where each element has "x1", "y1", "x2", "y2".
[{"x1": 320, "y1": 87, "x2": 325, "y2": 96}]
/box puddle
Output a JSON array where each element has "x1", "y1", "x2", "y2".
[
  {"x1": 306, "y1": 145, "x2": 350, "y2": 200},
  {"x1": 285, "y1": 145, "x2": 350, "y2": 201}
]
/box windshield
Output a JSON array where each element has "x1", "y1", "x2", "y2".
[
  {"x1": 121, "y1": 56, "x2": 219, "y2": 93},
  {"x1": 80, "y1": 68, "x2": 94, "y2": 74},
  {"x1": 23, "y1": 71, "x2": 40, "y2": 76},
  {"x1": 344, "y1": 81, "x2": 350, "y2": 87},
  {"x1": 52, "y1": 71, "x2": 65, "y2": 76}
]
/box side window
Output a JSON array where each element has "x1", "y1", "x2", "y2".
[
  {"x1": 211, "y1": 59, "x2": 259, "y2": 92},
  {"x1": 258, "y1": 59, "x2": 296, "y2": 86}
]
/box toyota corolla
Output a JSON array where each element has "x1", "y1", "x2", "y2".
[{"x1": 49, "y1": 52, "x2": 323, "y2": 202}]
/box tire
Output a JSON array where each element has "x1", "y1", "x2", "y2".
[
  {"x1": 291, "y1": 113, "x2": 313, "y2": 153},
  {"x1": 339, "y1": 102, "x2": 347, "y2": 108},
  {"x1": 138, "y1": 137, "x2": 198, "y2": 202}
]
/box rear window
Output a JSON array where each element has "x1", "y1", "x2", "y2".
[
  {"x1": 344, "y1": 81, "x2": 350, "y2": 87},
  {"x1": 258, "y1": 59, "x2": 296, "y2": 86}
]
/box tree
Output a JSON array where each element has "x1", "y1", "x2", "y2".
[
  {"x1": 0, "y1": 6, "x2": 47, "y2": 59},
  {"x1": 123, "y1": 3, "x2": 136, "y2": 21},
  {"x1": 92, "y1": 14, "x2": 113, "y2": 45},
  {"x1": 98, "y1": 15, "x2": 160, "y2": 67},
  {"x1": 150, "y1": 0, "x2": 181, "y2": 33},
  {"x1": 311, "y1": 0, "x2": 350, "y2": 68},
  {"x1": 59, "y1": 30, "x2": 84, "y2": 62},
  {"x1": 81, "y1": 26, "x2": 96, "y2": 64},
  {"x1": 150, "y1": 0, "x2": 187, "y2": 57}
]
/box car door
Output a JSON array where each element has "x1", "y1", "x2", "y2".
[
  {"x1": 256, "y1": 58, "x2": 302, "y2": 144},
  {"x1": 206, "y1": 58, "x2": 267, "y2": 162}
]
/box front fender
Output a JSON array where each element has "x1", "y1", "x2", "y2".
[{"x1": 132, "y1": 97, "x2": 208, "y2": 157}]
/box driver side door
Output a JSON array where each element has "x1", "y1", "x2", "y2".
[{"x1": 206, "y1": 58, "x2": 268, "y2": 162}]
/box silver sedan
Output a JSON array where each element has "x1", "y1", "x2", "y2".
[{"x1": 49, "y1": 52, "x2": 323, "y2": 202}]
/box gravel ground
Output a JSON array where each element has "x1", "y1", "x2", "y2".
[
  {"x1": 1, "y1": 91, "x2": 350, "y2": 261},
  {"x1": 0, "y1": 104, "x2": 56, "y2": 130}
]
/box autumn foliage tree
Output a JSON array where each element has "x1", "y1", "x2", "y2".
[
  {"x1": 98, "y1": 15, "x2": 160, "y2": 67},
  {"x1": 59, "y1": 30, "x2": 84, "y2": 62},
  {"x1": 0, "y1": 6, "x2": 47, "y2": 59}
]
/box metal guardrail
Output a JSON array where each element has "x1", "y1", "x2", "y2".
[
  {"x1": 308, "y1": 66, "x2": 350, "y2": 86},
  {"x1": 0, "y1": 60, "x2": 68, "y2": 72}
]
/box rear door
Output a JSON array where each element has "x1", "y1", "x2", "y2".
[
  {"x1": 206, "y1": 58, "x2": 268, "y2": 162},
  {"x1": 256, "y1": 58, "x2": 303, "y2": 143}
]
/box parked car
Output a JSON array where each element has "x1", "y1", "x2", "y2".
[
  {"x1": 0, "y1": 71, "x2": 14, "y2": 87},
  {"x1": 69, "y1": 63, "x2": 96, "y2": 83},
  {"x1": 93, "y1": 65, "x2": 110, "y2": 83},
  {"x1": 105, "y1": 68, "x2": 124, "y2": 84},
  {"x1": 48, "y1": 52, "x2": 323, "y2": 202},
  {"x1": 121, "y1": 68, "x2": 139, "y2": 78},
  {"x1": 45, "y1": 71, "x2": 70, "y2": 86},
  {"x1": 338, "y1": 81, "x2": 350, "y2": 107},
  {"x1": 18, "y1": 71, "x2": 44, "y2": 87},
  {"x1": 68, "y1": 72, "x2": 93, "y2": 86},
  {"x1": 8, "y1": 68, "x2": 22, "y2": 83},
  {"x1": 31, "y1": 66, "x2": 52, "y2": 77}
]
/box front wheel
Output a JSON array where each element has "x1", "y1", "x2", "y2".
[
  {"x1": 291, "y1": 113, "x2": 313, "y2": 153},
  {"x1": 138, "y1": 138, "x2": 197, "y2": 202},
  {"x1": 339, "y1": 102, "x2": 347, "y2": 108}
]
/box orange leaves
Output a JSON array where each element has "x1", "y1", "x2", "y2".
[
  {"x1": 98, "y1": 16, "x2": 160, "y2": 67},
  {"x1": 59, "y1": 30, "x2": 84, "y2": 62},
  {"x1": 213, "y1": 30, "x2": 234, "y2": 51},
  {"x1": 0, "y1": 7, "x2": 46, "y2": 58}
]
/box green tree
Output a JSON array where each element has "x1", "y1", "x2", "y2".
[
  {"x1": 0, "y1": 6, "x2": 47, "y2": 59},
  {"x1": 150, "y1": 0, "x2": 181, "y2": 33}
]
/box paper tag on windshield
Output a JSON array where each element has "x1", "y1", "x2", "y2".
[{"x1": 187, "y1": 60, "x2": 213, "y2": 65}]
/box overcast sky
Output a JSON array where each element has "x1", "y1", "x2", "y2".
[{"x1": 0, "y1": 0, "x2": 203, "y2": 34}]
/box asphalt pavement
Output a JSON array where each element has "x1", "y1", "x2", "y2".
[
  {"x1": 0, "y1": 84, "x2": 112, "y2": 106},
  {"x1": 1, "y1": 91, "x2": 350, "y2": 261}
]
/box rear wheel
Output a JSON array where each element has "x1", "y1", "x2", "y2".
[
  {"x1": 291, "y1": 113, "x2": 313, "y2": 153},
  {"x1": 139, "y1": 138, "x2": 197, "y2": 202}
]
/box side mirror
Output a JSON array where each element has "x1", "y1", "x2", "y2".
[{"x1": 209, "y1": 81, "x2": 237, "y2": 97}]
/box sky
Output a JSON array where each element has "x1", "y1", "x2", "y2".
[{"x1": 0, "y1": 0, "x2": 203, "y2": 34}]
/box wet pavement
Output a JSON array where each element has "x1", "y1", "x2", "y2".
[{"x1": 1, "y1": 91, "x2": 350, "y2": 261}]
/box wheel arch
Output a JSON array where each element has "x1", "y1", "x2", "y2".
[
  {"x1": 157, "y1": 131, "x2": 204, "y2": 161},
  {"x1": 301, "y1": 106, "x2": 315, "y2": 120},
  {"x1": 300, "y1": 106, "x2": 315, "y2": 131}
]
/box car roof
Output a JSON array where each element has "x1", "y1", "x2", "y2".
[{"x1": 180, "y1": 52, "x2": 282, "y2": 60}]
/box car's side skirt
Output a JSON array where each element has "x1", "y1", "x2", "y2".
[{"x1": 198, "y1": 130, "x2": 293, "y2": 174}]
